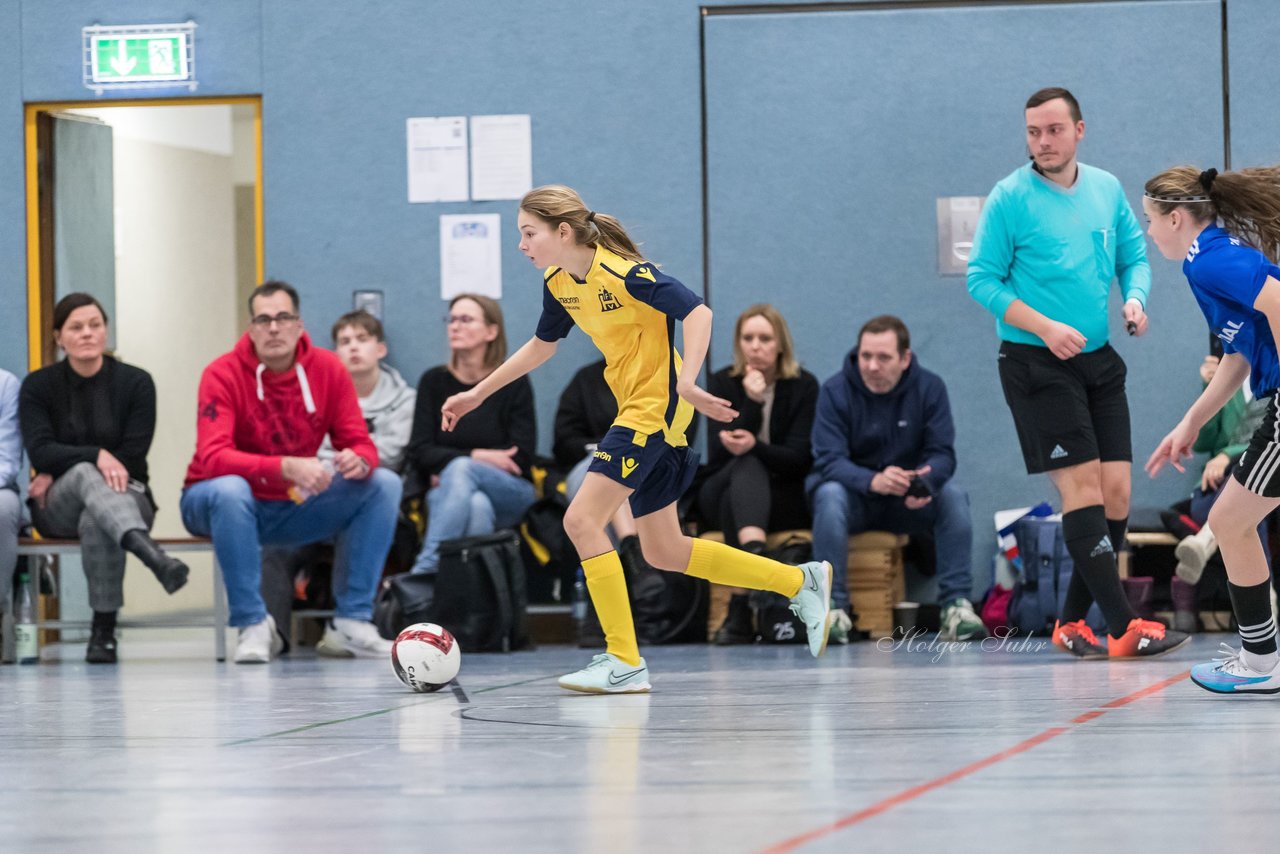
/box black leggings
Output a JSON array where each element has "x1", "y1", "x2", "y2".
[{"x1": 696, "y1": 455, "x2": 809, "y2": 548}]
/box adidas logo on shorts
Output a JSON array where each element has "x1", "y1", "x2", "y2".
[{"x1": 1050, "y1": 445, "x2": 1068, "y2": 460}]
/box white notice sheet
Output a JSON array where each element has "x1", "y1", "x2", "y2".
[
  {"x1": 470, "y1": 114, "x2": 532, "y2": 201},
  {"x1": 407, "y1": 116, "x2": 468, "y2": 203},
  {"x1": 440, "y1": 214, "x2": 502, "y2": 300}
]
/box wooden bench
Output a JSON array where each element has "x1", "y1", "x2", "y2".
[{"x1": 15, "y1": 537, "x2": 229, "y2": 661}]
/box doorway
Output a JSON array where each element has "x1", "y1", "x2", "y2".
[{"x1": 23, "y1": 96, "x2": 262, "y2": 624}]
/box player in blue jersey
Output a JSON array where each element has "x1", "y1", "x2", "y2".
[
  {"x1": 1143, "y1": 164, "x2": 1280, "y2": 695},
  {"x1": 969, "y1": 87, "x2": 1189, "y2": 659},
  {"x1": 439, "y1": 185, "x2": 834, "y2": 693}
]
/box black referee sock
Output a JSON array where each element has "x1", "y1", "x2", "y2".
[
  {"x1": 1061, "y1": 506, "x2": 1136, "y2": 637},
  {"x1": 1059, "y1": 516, "x2": 1127, "y2": 623},
  {"x1": 1228, "y1": 579, "x2": 1278, "y2": 657}
]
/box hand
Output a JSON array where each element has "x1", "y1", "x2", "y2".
[
  {"x1": 28, "y1": 473, "x2": 53, "y2": 509},
  {"x1": 677, "y1": 381, "x2": 739, "y2": 423},
  {"x1": 333, "y1": 448, "x2": 371, "y2": 479},
  {"x1": 718, "y1": 429, "x2": 756, "y2": 456},
  {"x1": 904, "y1": 495, "x2": 933, "y2": 510},
  {"x1": 870, "y1": 465, "x2": 915, "y2": 497},
  {"x1": 96, "y1": 449, "x2": 130, "y2": 493},
  {"x1": 1041, "y1": 320, "x2": 1087, "y2": 360},
  {"x1": 1145, "y1": 420, "x2": 1198, "y2": 477},
  {"x1": 441, "y1": 390, "x2": 482, "y2": 431},
  {"x1": 742, "y1": 368, "x2": 768, "y2": 404},
  {"x1": 471, "y1": 446, "x2": 521, "y2": 476},
  {"x1": 1201, "y1": 453, "x2": 1230, "y2": 492},
  {"x1": 430, "y1": 474, "x2": 441, "y2": 489},
  {"x1": 1199, "y1": 355, "x2": 1220, "y2": 385},
  {"x1": 282, "y1": 456, "x2": 334, "y2": 494},
  {"x1": 1122, "y1": 300, "x2": 1149, "y2": 337}
]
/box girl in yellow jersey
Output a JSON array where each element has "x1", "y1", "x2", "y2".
[{"x1": 441, "y1": 185, "x2": 833, "y2": 693}]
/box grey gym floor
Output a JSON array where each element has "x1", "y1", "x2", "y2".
[{"x1": 1, "y1": 632, "x2": 1274, "y2": 853}]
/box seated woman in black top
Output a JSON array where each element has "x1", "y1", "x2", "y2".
[
  {"x1": 407, "y1": 294, "x2": 537, "y2": 573},
  {"x1": 695, "y1": 304, "x2": 818, "y2": 643},
  {"x1": 19, "y1": 293, "x2": 189, "y2": 663}
]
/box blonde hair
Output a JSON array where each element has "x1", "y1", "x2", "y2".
[
  {"x1": 448, "y1": 293, "x2": 507, "y2": 371},
  {"x1": 730, "y1": 304, "x2": 800, "y2": 380},
  {"x1": 1145, "y1": 165, "x2": 1280, "y2": 262},
  {"x1": 519, "y1": 184, "x2": 645, "y2": 264}
]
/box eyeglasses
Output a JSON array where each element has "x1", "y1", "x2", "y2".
[
  {"x1": 444, "y1": 314, "x2": 479, "y2": 326},
  {"x1": 251, "y1": 312, "x2": 300, "y2": 327}
]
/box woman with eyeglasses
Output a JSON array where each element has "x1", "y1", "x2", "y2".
[
  {"x1": 405, "y1": 293, "x2": 537, "y2": 574},
  {"x1": 19, "y1": 292, "x2": 189, "y2": 663}
]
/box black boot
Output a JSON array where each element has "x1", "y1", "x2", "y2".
[
  {"x1": 86, "y1": 611, "x2": 118, "y2": 664},
  {"x1": 120, "y1": 530, "x2": 190, "y2": 594},
  {"x1": 714, "y1": 594, "x2": 755, "y2": 645}
]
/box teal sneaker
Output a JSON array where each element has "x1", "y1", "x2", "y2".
[
  {"x1": 1190, "y1": 644, "x2": 1280, "y2": 696},
  {"x1": 558, "y1": 653, "x2": 651, "y2": 694},
  {"x1": 789, "y1": 561, "x2": 835, "y2": 658},
  {"x1": 939, "y1": 597, "x2": 987, "y2": 641}
]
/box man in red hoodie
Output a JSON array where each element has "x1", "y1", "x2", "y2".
[{"x1": 180, "y1": 281, "x2": 401, "y2": 663}]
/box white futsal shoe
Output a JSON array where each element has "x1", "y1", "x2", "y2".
[
  {"x1": 558, "y1": 653, "x2": 651, "y2": 694},
  {"x1": 317, "y1": 617, "x2": 394, "y2": 658},
  {"x1": 790, "y1": 561, "x2": 835, "y2": 658},
  {"x1": 234, "y1": 614, "x2": 285, "y2": 664}
]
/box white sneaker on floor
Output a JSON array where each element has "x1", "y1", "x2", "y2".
[
  {"x1": 317, "y1": 617, "x2": 393, "y2": 658},
  {"x1": 234, "y1": 614, "x2": 284, "y2": 664},
  {"x1": 558, "y1": 653, "x2": 651, "y2": 694},
  {"x1": 828, "y1": 609, "x2": 853, "y2": 645},
  {"x1": 789, "y1": 561, "x2": 834, "y2": 658}
]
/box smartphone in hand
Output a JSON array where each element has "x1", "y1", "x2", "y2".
[{"x1": 905, "y1": 475, "x2": 932, "y2": 499}]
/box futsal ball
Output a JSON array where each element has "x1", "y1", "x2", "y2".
[{"x1": 391, "y1": 623, "x2": 461, "y2": 693}]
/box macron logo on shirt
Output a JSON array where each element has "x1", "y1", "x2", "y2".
[{"x1": 1186, "y1": 239, "x2": 1200, "y2": 263}]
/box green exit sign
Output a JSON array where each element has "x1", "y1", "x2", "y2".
[
  {"x1": 92, "y1": 34, "x2": 189, "y2": 82},
  {"x1": 83, "y1": 23, "x2": 197, "y2": 91}
]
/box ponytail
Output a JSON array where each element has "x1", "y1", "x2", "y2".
[
  {"x1": 520, "y1": 185, "x2": 646, "y2": 264},
  {"x1": 1146, "y1": 164, "x2": 1280, "y2": 262}
]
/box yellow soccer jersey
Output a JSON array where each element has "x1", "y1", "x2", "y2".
[{"x1": 535, "y1": 245, "x2": 703, "y2": 445}]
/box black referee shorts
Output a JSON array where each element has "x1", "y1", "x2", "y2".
[
  {"x1": 997, "y1": 341, "x2": 1131, "y2": 475},
  {"x1": 1233, "y1": 395, "x2": 1280, "y2": 496}
]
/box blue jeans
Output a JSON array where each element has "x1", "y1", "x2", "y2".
[
  {"x1": 180, "y1": 469, "x2": 402, "y2": 627},
  {"x1": 411, "y1": 456, "x2": 536, "y2": 573},
  {"x1": 809, "y1": 478, "x2": 975, "y2": 608}
]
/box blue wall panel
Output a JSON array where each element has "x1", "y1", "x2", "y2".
[
  {"x1": 1228, "y1": 0, "x2": 1280, "y2": 170},
  {"x1": 260, "y1": 1, "x2": 704, "y2": 449},
  {"x1": 0, "y1": 0, "x2": 25, "y2": 374},
  {"x1": 19, "y1": 0, "x2": 263, "y2": 101},
  {"x1": 705, "y1": 1, "x2": 1221, "y2": 590}
]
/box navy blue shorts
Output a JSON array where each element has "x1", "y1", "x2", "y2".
[{"x1": 587, "y1": 425, "x2": 700, "y2": 517}]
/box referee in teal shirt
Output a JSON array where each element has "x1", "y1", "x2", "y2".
[{"x1": 969, "y1": 86, "x2": 1188, "y2": 660}]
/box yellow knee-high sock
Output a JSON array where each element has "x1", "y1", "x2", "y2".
[
  {"x1": 685, "y1": 538, "x2": 804, "y2": 598},
  {"x1": 582, "y1": 551, "x2": 641, "y2": 666}
]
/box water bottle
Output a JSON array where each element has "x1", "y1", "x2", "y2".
[
  {"x1": 572, "y1": 567, "x2": 587, "y2": 632},
  {"x1": 15, "y1": 571, "x2": 38, "y2": 665},
  {"x1": 288, "y1": 459, "x2": 336, "y2": 504}
]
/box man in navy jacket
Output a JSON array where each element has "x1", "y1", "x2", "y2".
[{"x1": 808, "y1": 315, "x2": 984, "y2": 642}]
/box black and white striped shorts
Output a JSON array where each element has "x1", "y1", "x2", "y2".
[{"x1": 1233, "y1": 395, "x2": 1280, "y2": 496}]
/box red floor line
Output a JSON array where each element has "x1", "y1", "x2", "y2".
[{"x1": 758, "y1": 668, "x2": 1192, "y2": 854}]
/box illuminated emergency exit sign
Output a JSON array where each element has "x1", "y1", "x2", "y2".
[{"x1": 82, "y1": 22, "x2": 198, "y2": 93}]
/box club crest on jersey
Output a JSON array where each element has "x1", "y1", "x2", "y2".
[{"x1": 598, "y1": 287, "x2": 623, "y2": 312}]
